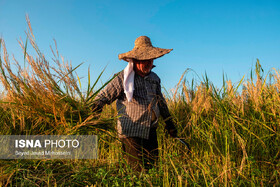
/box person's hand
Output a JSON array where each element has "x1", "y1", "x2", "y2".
[
  {"x1": 168, "y1": 128, "x2": 178, "y2": 138},
  {"x1": 91, "y1": 103, "x2": 103, "y2": 114},
  {"x1": 165, "y1": 118, "x2": 178, "y2": 138}
]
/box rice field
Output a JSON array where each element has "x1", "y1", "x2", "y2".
[{"x1": 0, "y1": 19, "x2": 279, "y2": 186}]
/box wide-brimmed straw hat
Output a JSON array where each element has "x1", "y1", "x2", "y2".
[{"x1": 118, "y1": 36, "x2": 173, "y2": 62}]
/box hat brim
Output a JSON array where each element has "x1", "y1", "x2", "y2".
[{"x1": 118, "y1": 47, "x2": 173, "y2": 62}]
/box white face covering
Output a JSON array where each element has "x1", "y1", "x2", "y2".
[{"x1": 123, "y1": 59, "x2": 135, "y2": 102}]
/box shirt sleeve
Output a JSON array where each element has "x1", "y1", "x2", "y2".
[
  {"x1": 156, "y1": 80, "x2": 177, "y2": 131},
  {"x1": 94, "y1": 71, "x2": 124, "y2": 109},
  {"x1": 156, "y1": 80, "x2": 171, "y2": 120}
]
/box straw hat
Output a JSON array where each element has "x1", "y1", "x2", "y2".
[{"x1": 118, "y1": 36, "x2": 173, "y2": 62}]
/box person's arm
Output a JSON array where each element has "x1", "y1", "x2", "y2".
[
  {"x1": 92, "y1": 71, "x2": 124, "y2": 112},
  {"x1": 156, "y1": 80, "x2": 177, "y2": 138}
]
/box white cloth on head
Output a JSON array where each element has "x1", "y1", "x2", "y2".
[{"x1": 123, "y1": 59, "x2": 135, "y2": 102}]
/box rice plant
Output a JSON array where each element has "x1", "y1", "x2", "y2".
[{"x1": 0, "y1": 16, "x2": 117, "y2": 136}]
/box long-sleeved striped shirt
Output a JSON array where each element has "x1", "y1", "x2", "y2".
[{"x1": 95, "y1": 70, "x2": 172, "y2": 139}]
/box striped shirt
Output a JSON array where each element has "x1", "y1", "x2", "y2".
[{"x1": 95, "y1": 70, "x2": 171, "y2": 139}]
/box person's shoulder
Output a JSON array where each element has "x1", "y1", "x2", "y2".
[
  {"x1": 149, "y1": 71, "x2": 161, "y2": 83},
  {"x1": 108, "y1": 71, "x2": 124, "y2": 85},
  {"x1": 113, "y1": 70, "x2": 124, "y2": 79}
]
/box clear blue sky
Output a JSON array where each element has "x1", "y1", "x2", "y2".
[{"x1": 1, "y1": 0, "x2": 280, "y2": 92}]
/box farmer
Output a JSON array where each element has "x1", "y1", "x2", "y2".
[{"x1": 93, "y1": 36, "x2": 177, "y2": 171}]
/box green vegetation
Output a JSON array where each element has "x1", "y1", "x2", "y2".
[{"x1": 0, "y1": 18, "x2": 279, "y2": 186}]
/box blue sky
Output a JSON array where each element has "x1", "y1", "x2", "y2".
[{"x1": 1, "y1": 0, "x2": 280, "y2": 92}]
